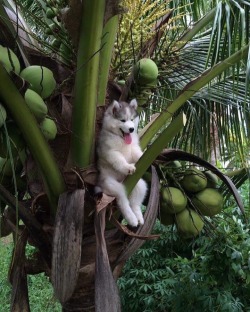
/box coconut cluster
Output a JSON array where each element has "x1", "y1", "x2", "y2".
[
  {"x1": 159, "y1": 164, "x2": 224, "y2": 239},
  {"x1": 127, "y1": 58, "x2": 159, "y2": 110},
  {"x1": 116, "y1": 58, "x2": 159, "y2": 110},
  {"x1": 44, "y1": 0, "x2": 72, "y2": 63},
  {"x1": 0, "y1": 45, "x2": 58, "y2": 185}
]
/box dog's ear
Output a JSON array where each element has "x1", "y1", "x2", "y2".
[
  {"x1": 107, "y1": 100, "x2": 121, "y2": 115},
  {"x1": 129, "y1": 99, "x2": 138, "y2": 110}
]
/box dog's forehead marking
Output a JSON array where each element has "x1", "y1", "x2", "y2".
[
  {"x1": 114, "y1": 104, "x2": 126, "y2": 118},
  {"x1": 113, "y1": 101, "x2": 136, "y2": 120},
  {"x1": 125, "y1": 107, "x2": 131, "y2": 118}
]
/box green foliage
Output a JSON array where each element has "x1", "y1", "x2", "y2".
[
  {"x1": 118, "y1": 182, "x2": 250, "y2": 312},
  {"x1": 0, "y1": 240, "x2": 12, "y2": 311},
  {"x1": 0, "y1": 240, "x2": 60, "y2": 311}
]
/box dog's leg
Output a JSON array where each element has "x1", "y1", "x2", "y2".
[
  {"x1": 102, "y1": 177, "x2": 138, "y2": 227},
  {"x1": 129, "y1": 179, "x2": 147, "y2": 225},
  {"x1": 105, "y1": 151, "x2": 136, "y2": 175}
]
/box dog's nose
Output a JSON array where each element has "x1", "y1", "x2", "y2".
[{"x1": 129, "y1": 127, "x2": 134, "y2": 133}]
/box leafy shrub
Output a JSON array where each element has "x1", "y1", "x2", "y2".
[
  {"x1": 0, "y1": 240, "x2": 12, "y2": 311},
  {"x1": 0, "y1": 240, "x2": 60, "y2": 311},
  {"x1": 118, "y1": 182, "x2": 250, "y2": 312}
]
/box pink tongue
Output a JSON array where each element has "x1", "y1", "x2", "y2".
[{"x1": 124, "y1": 133, "x2": 132, "y2": 144}]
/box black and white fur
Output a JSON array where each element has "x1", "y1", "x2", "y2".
[{"x1": 97, "y1": 99, "x2": 147, "y2": 227}]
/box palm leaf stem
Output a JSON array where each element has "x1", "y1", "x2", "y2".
[
  {"x1": 71, "y1": 0, "x2": 105, "y2": 167},
  {"x1": 98, "y1": 15, "x2": 119, "y2": 106}
]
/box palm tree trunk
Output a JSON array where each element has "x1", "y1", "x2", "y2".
[
  {"x1": 61, "y1": 228, "x2": 124, "y2": 312},
  {"x1": 53, "y1": 166, "x2": 160, "y2": 311}
]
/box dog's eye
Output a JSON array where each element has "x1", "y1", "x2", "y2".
[{"x1": 120, "y1": 119, "x2": 126, "y2": 122}]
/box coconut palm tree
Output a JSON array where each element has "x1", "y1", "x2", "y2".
[{"x1": 0, "y1": 0, "x2": 249, "y2": 311}]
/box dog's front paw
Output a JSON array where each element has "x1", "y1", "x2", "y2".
[
  {"x1": 138, "y1": 215, "x2": 144, "y2": 225},
  {"x1": 126, "y1": 164, "x2": 136, "y2": 175},
  {"x1": 132, "y1": 207, "x2": 144, "y2": 225},
  {"x1": 127, "y1": 214, "x2": 139, "y2": 227}
]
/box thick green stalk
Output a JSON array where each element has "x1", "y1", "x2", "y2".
[
  {"x1": 98, "y1": 15, "x2": 119, "y2": 106},
  {"x1": 124, "y1": 113, "x2": 186, "y2": 195},
  {"x1": 140, "y1": 44, "x2": 250, "y2": 150},
  {"x1": 71, "y1": 0, "x2": 105, "y2": 167},
  {"x1": 0, "y1": 65, "x2": 66, "y2": 214}
]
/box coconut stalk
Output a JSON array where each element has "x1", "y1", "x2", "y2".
[
  {"x1": 124, "y1": 112, "x2": 186, "y2": 195},
  {"x1": 0, "y1": 64, "x2": 66, "y2": 215},
  {"x1": 71, "y1": 0, "x2": 105, "y2": 167},
  {"x1": 140, "y1": 44, "x2": 250, "y2": 150},
  {"x1": 98, "y1": 15, "x2": 119, "y2": 106}
]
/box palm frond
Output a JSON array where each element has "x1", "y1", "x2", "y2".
[{"x1": 151, "y1": 2, "x2": 250, "y2": 169}]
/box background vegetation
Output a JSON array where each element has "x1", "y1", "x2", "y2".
[
  {"x1": 0, "y1": 239, "x2": 60, "y2": 312},
  {"x1": 118, "y1": 181, "x2": 250, "y2": 312}
]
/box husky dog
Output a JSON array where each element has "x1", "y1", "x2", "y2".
[{"x1": 97, "y1": 99, "x2": 147, "y2": 227}]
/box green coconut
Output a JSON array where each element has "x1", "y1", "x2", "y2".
[
  {"x1": 20, "y1": 65, "x2": 56, "y2": 99},
  {"x1": 204, "y1": 170, "x2": 219, "y2": 188},
  {"x1": 159, "y1": 210, "x2": 175, "y2": 226},
  {"x1": 192, "y1": 188, "x2": 223, "y2": 217},
  {"x1": 134, "y1": 87, "x2": 152, "y2": 107},
  {"x1": 160, "y1": 187, "x2": 187, "y2": 214},
  {"x1": 24, "y1": 89, "x2": 48, "y2": 121},
  {"x1": 134, "y1": 58, "x2": 158, "y2": 85},
  {"x1": 166, "y1": 160, "x2": 182, "y2": 169},
  {"x1": 40, "y1": 117, "x2": 57, "y2": 140},
  {"x1": 175, "y1": 209, "x2": 204, "y2": 238},
  {"x1": 181, "y1": 167, "x2": 207, "y2": 193},
  {"x1": 0, "y1": 104, "x2": 7, "y2": 128},
  {"x1": 161, "y1": 161, "x2": 182, "y2": 175},
  {"x1": 0, "y1": 45, "x2": 21, "y2": 74}
]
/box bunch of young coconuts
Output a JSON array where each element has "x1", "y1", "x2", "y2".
[
  {"x1": 0, "y1": 45, "x2": 57, "y2": 183},
  {"x1": 159, "y1": 163, "x2": 223, "y2": 239}
]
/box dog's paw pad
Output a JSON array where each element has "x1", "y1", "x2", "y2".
[
  {"x1": 127, "y1": 164, "x2": 136, "y2": 175},
  {"x1": 127, "y1": 215, "x2": 138, "y2": 227},
  {"x1": 138, "y1": 217, "x2": 144, "y2": 225}
]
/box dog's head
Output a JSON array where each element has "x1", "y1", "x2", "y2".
[{"x1": 104, "y1": 99, "x2": 138, "y2": 144}]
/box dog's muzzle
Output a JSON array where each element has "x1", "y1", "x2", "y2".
[{"x1": 120, "y1": 129, "x2": 133, "y2": 144}]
